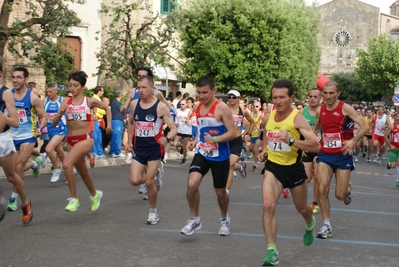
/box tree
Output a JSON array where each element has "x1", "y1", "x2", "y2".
[
  {"x1": 0, "y1": 0, "x2": 83, "y2": 82},
  {"x1": 174, "y1": 0, "x2": 321, "y2": 99},
  {"x1": 356, "y1": 34, "x2": 399, "y2": 99},
  {"x1": 330, "y1": 72, "x2": 377, "y2": 102},
  {"x1": 95, "y1": 0, "x2": 177, "y2": 84}
]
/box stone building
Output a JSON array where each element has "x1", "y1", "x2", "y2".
[{"x1": 317, "y1": 0, "x2": 399, "y2": 75}]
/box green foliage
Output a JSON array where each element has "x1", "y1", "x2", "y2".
[
  {"x1": 356, "y1": 34, "x2": 399, "y2": 99},
  {"x1": 96, "y1": 0, "x2": 178, "y2": 84},
  {"x1": 174, "y1": 0, "x2": 321, "y2": 99},
  {"x1": 31, "y1": 41, "x2": 76, "y2": 85},
  {"x1": 0, "y1": 0, "x2": 84, "y2": 80},
  {"x1": 330, "y1": 72, "x2": 376, "y2": 102}
]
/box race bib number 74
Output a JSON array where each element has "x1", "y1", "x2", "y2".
[{"x1": 267, "y1": 131, "x2": 291, "y2": 152}]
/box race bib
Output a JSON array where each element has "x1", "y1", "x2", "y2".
[
  {"x1": 67, "y1": 106, "x2": 87, "y2": 121},
  {"x1": 233, "y1": 115, "x2": 243, "y2": 127},
  {"x1": 322, "y1": 133, "x2": 342, "y2": 148},
  {"x1": 393, "y1": 133, "x2": 399, "y2": 143},
  {"x1": 267, "y1": 131, "x2": 291, "y2": 152},
  {"x1": 17, "y1": 108, "x2": 28, "y2": 124},
  {"x1": 198, "y1": 141, "x2": 219, "y2": 157},
  {"x1": 135, "y1": 121, "x2": 155, "y2": 137},
  {"x1": 47, "y1": 113, "x2": 57, "y2": 123}
]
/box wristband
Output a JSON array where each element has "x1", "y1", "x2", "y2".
[{"x1": 213, "y1": 136, "x2": 218, "y2": 144}]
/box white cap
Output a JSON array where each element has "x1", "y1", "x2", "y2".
[{"x1": 227, "y1": 89, "x2": 240, "y2": 97}]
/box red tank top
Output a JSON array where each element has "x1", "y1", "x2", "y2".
[
  {"x1": 319, "y1": 101, "x2": 354, "y2": 154},
  {"x1": 390, "y1": 122, "x2": 399, "y2": 148}
]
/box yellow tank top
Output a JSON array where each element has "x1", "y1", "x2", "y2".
[
  {"x1": 250, "y1": 112, "x2": 262, "y2": 137},
  {"x1": 266, "y1": 109, "x2": 301, "y2": 165}
]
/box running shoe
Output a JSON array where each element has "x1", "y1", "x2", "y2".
[
  {"x1": 40, "y1": 153, "x2": 47, "y2": 169},
  {"x1": 218, "y1": 216, "x2": 231, "y2": 236},
  {"x1": 138, "y1": 184, "x2": 147, "y2": 194},
  {"x1": 89, "y1": 153, "x2": 96, "y2": 168},
  {"x1": 233, "y1": 171, "x2": 238, "y2": 181},
  {"x1": 396, "y1": 181, "x2": 399, "y2": 188},
  {"x1": 377, "y1": 158, "x2": 381, "y2": 164},
  {"x1": 367, "y1": 157, "x2": 370, "y2": 163},
  {"x1": 181, "y1": 159, "x2": 187, "y2": 165},
  {"x1": 317, "y1": 224, "x2": 332, "y2": 239},
  {"x1": 354, "y1": 156, "x2": 358, "y2": 162},
  {"x1": 125, "y1": 153, "x2": 132, "y2": 164},
  {"x1": 21, "y1": 200, "x2": 33, "y2": 224},
  {"x1": 240, "y1": 149, "x2": 246, "y2": 162},
  {"x1": 65, "y1": 198, "x2": 80, "y2": 211},
  {"x1": 50, "y1": 169, "x2": 62, "y2": 183},
  {"x1": 96, "y1": 155, "x2": 106, "y2": 160},
  {"x1": 112, "y1": 153, "x2": 125, "y2": 158},
  {"x1": 154, "y1": 162, "x2": 163, "y2": 191},
  {"x1": 7, "y1": 197, "x2": 18, "y2": 211},
  {"x1": 344, "y1": 181, "x2": 353, "y2": 205},
  {"x1": 248, "y1": 153, "x2": 253, "y2": 159},
  {"x1": 282, "y1": 188, "x2": 290, "y2": 198},
  {"x1": 262, "y1": 248, "x2": 279, "y2": 266},
  {"x1": 32, "y1": 157, "x2": 42, "y2": 178},
  {"x1": 90, "y1": 190, "x2": 103, "y2": 212},
  {"x1": 303, "y1": 215, "x2": 315, "y2": 246},
  {"x1": 373, "y1": 156, "x2": 380, "y2": 163},
  {"x1": 252, "y1": 164, "x2": 258, "y2": 172},
  {"x1": 387, "y1": 162, "x2": 391, "y2": 170},
  {"x1": 146, "y1": 212, "x2": 159, "y2": 225},
  {"x1": 311, "y1": 203, "x2": 319, "y2": 214},
  {"x1": 239, "y1": 162, "x2": 247, "y2": 178},
  {"x1": 382, "y1": 155, "x2": 386, "y2": 160},
  {"x1": 181, "y1": 218, "x2": 202, "y2": 236},
  {"x1": 143, "y1": 192, "x2": 148, "y2": 200},
  {"x1": 362, "y1": 151, "x2": 366, "y2": 158}
]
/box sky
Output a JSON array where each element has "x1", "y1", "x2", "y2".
[{"x1": 305, "y1": 0, "x2": 395, "y2": 14}]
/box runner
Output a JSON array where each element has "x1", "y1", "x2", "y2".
[
  {"x1": 180, "y1": 76, "x2": 236, "y2": 236},
  {"x1": 384, "y1": 112, "x2": 399, "y2": 187},
  {"x1": 302, "y1": 88, "x2": 322, "y2": 214},
  {"x1": 43, "y1": 82, "x2": 66, "y2": 183},
  {"x1": 372, "y1": 106, "x2": 391, "y2": 164},
  {"x1": 225, "y1": 89, "x2": 254, "y2": 192},
  {"x1": 249, "y1": 100, "x2": 263, "y2": 172},
  {"x1": 52, "y1": 71, "x2": 110, "y2": 212},
  {"x1": 313, "y1": 80, "x2": 368, "y2": 239},
  {"x1": 258, "y1": 79, "x2": 319, "y2": 266},
  {"x1": 0, "y1": 64, "x2": 33, "y2": 223},
  {"x1": 7, "y1": 67, "x2": 47, "y2": 211},
  {"x1": 127, "y1": 75, "x2": 176, "y2": 224}
]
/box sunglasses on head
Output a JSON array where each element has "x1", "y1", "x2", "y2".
[{"x1": 228, "y1": 96, "x2": 238, "y2": 99}]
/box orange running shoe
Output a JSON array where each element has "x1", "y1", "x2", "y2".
[
  {"x1": 21, "y1": 201, "x2": 33, "y2": 224},
  {"x1": 89, "y1": 154, "x2": 96, "y2": 168}
]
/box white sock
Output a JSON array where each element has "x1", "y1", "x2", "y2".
[
  {"x1": 226, "y1": 189, "x2": 230, "y2": 195},
  {"x1": 31, "y1": 160, "x2": 38, "y2": 169},
  {"x1": 11, "y1": 192, "x2": 19, "y2": 200},
  {"x1": 323, "y1": 219, "x2": 331, "y2": 229}
]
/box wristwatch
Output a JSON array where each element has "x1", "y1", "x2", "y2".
[{"x1": 288, "y1": 137, "x2": 295, "y2": 146}]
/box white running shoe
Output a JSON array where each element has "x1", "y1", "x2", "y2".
[
  {"x1": 40, "y1": 153, "x2": 47, "y2": 169},
  {"x1": 146, "y1": 212, "x2": 159, "y2": 225},
  {"x1": 50, "y1": 169, "x2": 62, "y2": 183},
  {"x1": 181, "y1": 218, "x2": 202, "y2": 236},
  {"x1": 138, "y1": 183, "x2": 147, "y2": 194},
  {"x1": 218, "y1": 216, "x2": 231, "y2": 236}
]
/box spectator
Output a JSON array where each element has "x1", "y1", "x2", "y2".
[{"x1": 109, "y1": 91, "x2": 125, "y2": 157}]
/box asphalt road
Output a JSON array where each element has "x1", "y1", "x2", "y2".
[{"x1": 0, "y1": 152, "x2": 398, "y2": 267}]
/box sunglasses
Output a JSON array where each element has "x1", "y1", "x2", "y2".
[{"x1": 228, "y1": 96, "x2": 238, "y2": 99}]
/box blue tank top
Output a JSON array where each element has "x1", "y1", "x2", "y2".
[
  {"x1": 44, "y1": 96, "x2": 65, "y2": 128},
  {"x1": 11, "y1": 89, "x2": 37, "y2": 140},
  {"x1": 0, "y1": 85, "x2": 10, "y2": 132},
  {"x1": 133, "y1": 99, "x2": 164, "y2": 149}
]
